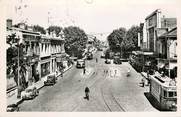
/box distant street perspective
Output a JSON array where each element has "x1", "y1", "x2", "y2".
[{"x1": 6, "y1": 0, "x2": 177, "y2": 112}]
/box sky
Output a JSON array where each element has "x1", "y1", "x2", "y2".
[{"x1": 6, "y1": 0, "x2": 180, "y2": 40}]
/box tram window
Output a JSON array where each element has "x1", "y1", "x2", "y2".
[
  {"x1": 168, "y1": 92, "x2": 174, "y2": 97},
  {"x1": 164, "y1": 90, "x2": 167, "y2": 97},
  {"x1": 174, "y1": 92, "x2": 177, "y2": 96}
]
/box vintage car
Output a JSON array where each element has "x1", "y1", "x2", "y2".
[
  {"x1": 105, "y1": 59, "x2": 111, "y2": 64},
  {"x1": 7, "y1": 104, "x2": 19, "y2": 112},
  {"x1": 21, "y1": 86, "x2": 39, "y2": 100},
  {"x1": 113, "y1": 57, "x2": 122, "y2": 64},
  {"x1": 101, "y1": 53, "x2": 105, "y2": 58},
  {"x1": 76, "y1": 59, "x2": 85, "y2": 68},
  {"x1": 44, "y1": 75, "x2": 56, "y2": 86},
  {"x1": 87, "y1": 52, "x2": 93, "y2": 60}
]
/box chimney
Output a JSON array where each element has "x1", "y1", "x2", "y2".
[{"x1": 7, "y1": 19, "x2": 12, "y2": 29}]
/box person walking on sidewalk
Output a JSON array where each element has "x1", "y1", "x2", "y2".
[{"x1": 84, "y1": 87, "x2": 90, "y2": 100}]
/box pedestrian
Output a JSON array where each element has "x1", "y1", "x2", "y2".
[
  {"x1": 110, "y1": 70, "x2": 112, "y2": 77},
  {"x1": 96, "y1": 58, "x2": 98, "y2": 63},
  {"x1": 141, "y1": 78, "x2": 145, "y2": 87},
  {"x1": 114, "y1": 69, "x2": 117, "y2": 77},
  {"x1": 106, "y1": 69, "x2": 108, "y2": 76},
  {"x1": 85, "y1": 87, "x2": 90, "y2": 100},
  {"x1": 61, "y1": 70, "x2": 63, "y2": 78},
  {"x1": 83, "y1": 68, "x2": 86, "y2": 74},
  {"x1": 127, "y1": 69, "x2": 130, "y2": 77}
]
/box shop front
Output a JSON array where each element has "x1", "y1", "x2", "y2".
[
  {"x1": 40, "y1": 57, "x2": 51, "y2": 78},
  {"x1": 56, "y1": 57, "x2": 63, "y2": 72},
  {"x1": 56, "y1": 53, "x2": 69, "y2": 72}
]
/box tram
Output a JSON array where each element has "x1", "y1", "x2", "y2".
[{"x1": 149, "y1": 72, "x2": 177, "y2": 111}]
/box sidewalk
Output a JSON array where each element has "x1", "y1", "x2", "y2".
[
  {"x1": 7, "y1": 64, "x2": 73, "y2": 106},
  {"x1": 140, "y1": 72, "x2": 150, "y2": 86}
]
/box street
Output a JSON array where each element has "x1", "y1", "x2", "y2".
[{"x1": 18, "y1": 51, "x2": 157, "y2": 111}]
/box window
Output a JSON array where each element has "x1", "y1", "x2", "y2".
[
  {"x1": 168, "y1": 92, "x2": 174, "y2": 97},
  {"x1": 174, "y1": 92, "x2": 177, "y2": 97},
  {"x1": 164, "y1": 90, "x2": 167, "y2": 97}
]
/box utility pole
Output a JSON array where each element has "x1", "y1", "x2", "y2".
[{"x1": 17, "y1": 38, "x2": 20, "y2": 98}]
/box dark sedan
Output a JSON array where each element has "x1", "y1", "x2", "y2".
[{"x1": 44, "y1": 75, "x2": 56, "y2": 86}]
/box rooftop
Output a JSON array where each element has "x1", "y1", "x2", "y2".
[
  {"x1": 152, "y1": 72, "x2": 177, "y2": 89},
  {"x1": 145, "y1": 9, "x2": 161, "y2": 20},
  {"x1": 158, "y1": 27, "x2": 177, "y2": 38}
]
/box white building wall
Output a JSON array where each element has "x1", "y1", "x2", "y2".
[{"x1": 169, "y1": 40, "x2": 177, "y2": 59}]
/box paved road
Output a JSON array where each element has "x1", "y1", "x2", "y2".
[{"x1": 19, "y1": 51, "x2": 157, "y2": 111}]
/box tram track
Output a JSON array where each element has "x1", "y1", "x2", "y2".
[
  {"x1": 100, "y1": 80, "x2": 126, "y2": 112},
  {"x1": 71, "y1": 60, "x2": 126, "y2": 112}
]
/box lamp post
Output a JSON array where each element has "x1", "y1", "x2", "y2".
[{"x1": 17, "y1": 37, "x2": 21, "y2": 98}]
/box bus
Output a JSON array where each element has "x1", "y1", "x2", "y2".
[
  {"x1": 87, "y1": 52, "x2": 93, "y2": 60},
  {"x1": 149, "y1": 72, "x2": 177, "y2": 111}
]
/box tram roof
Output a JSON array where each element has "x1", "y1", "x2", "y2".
[{"x1": 150, "y1": 72, "x2": 177, "y2": 90}]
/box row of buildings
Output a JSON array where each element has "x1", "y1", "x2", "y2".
[
  {"x1": 6, "y1": 19, "x2": 69, "y2": 89},
  {"x1": 134, "y1": 9, "x2": 177, "y2": 78},
  {"x1": 132, "y1": 9, "x2": 177, "y2": 110}
]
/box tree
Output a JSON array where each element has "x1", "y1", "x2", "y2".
[
  {"x1": 63, "y1": 26, "x2": 88, "y2": 57},
  {"x1": 6, "y1": 33, "x2": 27, "y2": 89},
  {"x1": 107, "y1": 27, "x2": 126, "y2": 52},
  {"x1": 47, "y1": 26, "x2": 63, "y2": 37},
  {"x1": 33, "y1": 25, "x2": 46, "y2": 34},
  {"x1": 125, "y1": 25, "x2": 140, "y2": 50}
]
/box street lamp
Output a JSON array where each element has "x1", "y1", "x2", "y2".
[{"x1": 17, "y1": 36, "x2": 21, "y2": 98}]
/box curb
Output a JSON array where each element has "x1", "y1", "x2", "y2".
[{"x1": 140, "y1": 72, "x2": 148, "y2": 80}]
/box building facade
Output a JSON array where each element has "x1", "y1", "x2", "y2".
[
  {"x1": 6, "y1": 20, "x2": 66, "y2": 90},
  {"x1": 145, "y1": 9, "x2": 162, "y2": 52},
  {"x1": 139, "y1": 9, "x2": 177, "y2": 77}
]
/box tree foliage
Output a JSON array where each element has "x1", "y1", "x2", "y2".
[
  {"x1": 6, "y1": 33, "x2": 27, "y2": 89},
  {"x1": 125, "y1": 25, "x2": 140, "y2": 50},
  {"x1": 107, "y1": 27, "x2": 126, "y2": 52},
  {"x1": 33, "y1": 25, "x2": 46, "y2": 34},
  {"x1": 63, "y1": 26, "x2": 88, "y2": 57},
  {"x1": 107, "y1": 26, "x2": 140, "y2": 56},
  {"x1": 47, "y1": 26, "x2": 63, "y2": 37}
]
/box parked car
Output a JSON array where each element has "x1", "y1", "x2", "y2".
[
  {"x1": 113, "y1": 57, "x2": 122, "y2": 64},
  {"x1": 7, "y1": 104, "x2": 19, "y2": 112},
  {"x1": 76, "y1": 59, "x2": 85, "y2": 68},
  {"x1": 97, "y1": 47, "x2": 103, "y2": 51},
  {"x1": 44, "y1": 75, "x2": 56, "y2": 86},
  {"x1": 101, "y1": 53, "x2": 105, "y2": 58},
  {"x1": 105, "y1": 59, "x2": 111, "y2": 64},
  {"x1": 21, "y1": 86, "x2": 39, "y2": 100},
  {"x1": 87, "y1": 52, "x2": 93, "y2": 60}
]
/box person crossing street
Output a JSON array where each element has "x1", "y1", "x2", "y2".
[{"x1": 84, "y1": 87, "x2": 90, "y2": 100}]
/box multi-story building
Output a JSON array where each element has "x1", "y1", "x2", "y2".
[
  {"x1": 40, "y1": 33, "x2": 65, "y2": 79},
  {"x1": 145, "y1": 9, "x2": 162, "y2": 52},
  {"x1": 6, "y1": 19, "x2": 66, "y2": 89},
  {"x1": 138, "y1": 9, "x2": 177, "y2": 76},
  {"x1": 157, "y1": 27, "x2": 177, "y2": 78},
  {"x1": 7, "y1": 21, "x2": 41, "y2": 86}
]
